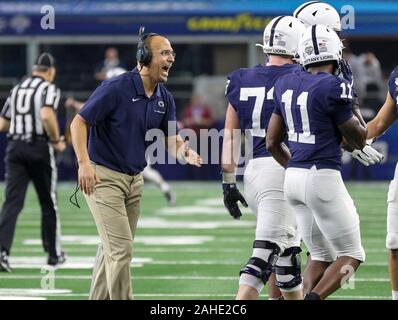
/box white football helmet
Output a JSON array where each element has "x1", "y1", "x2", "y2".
[
  {"x1": 257, "y1": 16, "x2": 306, "y2": 57},
  {"x1": 298, "y1": 24, "x2": 342, "y2": 69},
  {"x1": 293, "y1": 1, "x2": 341, "y2": 32}
]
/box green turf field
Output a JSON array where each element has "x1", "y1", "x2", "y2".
[{"x1": 0, "y1": 181, "x2": 392, "y2": 300}]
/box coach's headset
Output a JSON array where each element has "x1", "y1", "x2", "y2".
[{"x1": 136, "y1": 26, "x2": 160, "y2": 67}]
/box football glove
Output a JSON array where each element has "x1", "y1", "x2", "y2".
[
  {"x1": 351, "y1": 144, "x2": 384, "y2": 166},
  {"x1": 222, "y1": 183, "x2": 248, "y2": 220}
]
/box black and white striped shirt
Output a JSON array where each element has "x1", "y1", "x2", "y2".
[{"x1": 0, "y1": 76, "x2": 60, "y2": 141}]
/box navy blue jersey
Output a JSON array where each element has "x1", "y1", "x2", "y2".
[
  {"x1": 273, "y1": 71, "x2": 354, "y2": 170},
  {"x1": 226, "y1": 64, "x2": 302, "y2": 158},
  {"x1": 388, "y1": 66, "x2": 398, "y2": 110}
]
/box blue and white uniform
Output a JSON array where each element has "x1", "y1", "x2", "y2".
[
  {"x1": 226, "y1": 63, "x2": 302, "y2": 252},
  {"x1": 273, "y1": 69, "x2": 365, "y2": 262}
]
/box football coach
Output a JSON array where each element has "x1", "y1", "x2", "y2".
[{"x1": 70, "y1": 28, "x2": 203, "y2": 300}]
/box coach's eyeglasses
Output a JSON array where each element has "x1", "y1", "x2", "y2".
[{"x1": 160, "y1": 50, "x2": 176, "y2": 58}]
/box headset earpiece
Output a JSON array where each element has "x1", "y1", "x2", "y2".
[{"x1": 136, "y1": 26, "x2": 159, "y2": 67}]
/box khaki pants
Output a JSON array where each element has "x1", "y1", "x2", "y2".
[{"x1": 84, "y1": 164, "x2": 144, "y2": 300}]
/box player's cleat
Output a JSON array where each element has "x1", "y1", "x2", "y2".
[
  {"x1": 165, "y1": 190, "x2": 176, "y2": 206},
  {"x1": 47, "y1": 251, "x2": 67, "y2": 267},
  {"x1": 0, "y1": 250, "x2": 12, "y2": 272}
]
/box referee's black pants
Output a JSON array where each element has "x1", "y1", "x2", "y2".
[{"x1": 0, "y1": 140, "x2": 61, "y2": 258}]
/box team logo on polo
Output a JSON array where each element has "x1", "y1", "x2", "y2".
[
  {"x1": 158, "y1": 101, "x2": 165, "y2": 108},
  {"x1": 395, "y1": 77, "x2": 398, "y2": 87}
]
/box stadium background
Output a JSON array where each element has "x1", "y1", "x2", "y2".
[
  {"x1": 1, "y1": 0, "x2": 398, "y2": 181},
  {"x1": 0, "y1": 0, "x2": 397, "y2": 300}
]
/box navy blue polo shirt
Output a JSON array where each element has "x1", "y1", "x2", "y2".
[{"x1": 79, "y1": 69, "x2": 177, "y2": 174}]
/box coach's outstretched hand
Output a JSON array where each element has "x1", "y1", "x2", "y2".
[
  {"x1": 222, "y1": 183, "x2": 248, "y2": 219},
  {"x1": 182, "y1": 141, "x2": 203, "y2": 167}
]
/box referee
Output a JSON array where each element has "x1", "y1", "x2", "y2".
[{"x1": 0, "y1": 53, "x2": 66, "y2": 272}]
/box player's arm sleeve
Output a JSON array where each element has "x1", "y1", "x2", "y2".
[
  {"x1": 225, "y1": 71, "x2": 240, "y2": 111},
  {"x1": 0, "y1": 96, "x2": 11, "y2": 120},
  {"x1": 327, "y1": 78, "x2": 354, "y2": 125},
  {"x1": 161, "y1": 93, "x2": 178, "y2": 137},
  {"x1": 78, "y1": 82, "x2": 117, "y2": 126}
]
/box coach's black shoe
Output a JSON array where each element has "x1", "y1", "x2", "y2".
[
  {"x1": 0, "y1": 250, "x2": 12, "y2": 272},
  {"x1": 47, "y1": 251, "x2": 67, "y2": 267}
]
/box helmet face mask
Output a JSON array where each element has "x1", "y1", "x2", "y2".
[
  {"x1": 258, "y1": 16, "x2": 306, "y2": 58},
  {"x1": 294, "y1": 1, "x2": 341, "y2": 32},
  {"x1": 299, "y1": 25, "x2": 343, "y2": 74}
]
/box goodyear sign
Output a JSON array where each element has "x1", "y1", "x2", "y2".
[
  {"x1": 0, "y1": 10, "x2": 397, "y2": 36},
  {"x1": 187, "y1": 14, "x2": 272, "y2": 33},
  {"x1": 0, "y1": 13, "x2": 274, "y2": 36}
]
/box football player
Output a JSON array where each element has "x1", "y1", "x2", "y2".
[
  {"x1": 267, "y1": 25, "x2": 367, "y2": 300},
  {"x1": 293, "y1": 1, "x2": 382, "y2": 166},
  {"x1": 366, "y1": 67, "x2": 398, "y2": 300},
  {"x1": 293, "y1": 1, "x2": 383, "y2": 293},
  {"x1": 222, "y1": 16, "x2": 306, "y2": 300}
]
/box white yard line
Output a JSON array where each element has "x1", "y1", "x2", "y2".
[{"x1": 1, "y1": 275, "x2": 390, "y2": 282}]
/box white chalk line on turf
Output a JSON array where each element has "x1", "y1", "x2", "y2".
[
  {"x1": 12, "y1": 247, "x2": 388, "y2": 255},
  {"x1": 12, "y1": 247, "x2": 246, "y2": 253},
  {"x1": 24, "y1": 235, "x2": 215, "y2": 246},
  {"x1": 0, "y1": 296, "x2": 46, "y2": 300},
  {"x1": 7, "y1": 255, "x2": 392, "y2": 268},
  {"x1": 17, "y1": 218, "x2": 256, "y2": 229},
  {"x1": 0, "y1": 275, "x2": 391, "y2": 283},
  {"x1": 8, "y1": 256, "x2": 149, "y2": 269}
]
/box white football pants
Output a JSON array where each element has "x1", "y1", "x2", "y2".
[
  {"x1": 284, "y1": 166, "x2": 365, "y2": 262},
  {"x1": 387, "y1": 163, "x2": 398, "y2": 249},
  {"x1": 244, "y1": 157, "x2": 300, "y2": 253}
]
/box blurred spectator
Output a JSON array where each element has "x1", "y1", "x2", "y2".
[
  {"x1": 182, "y1": 95, "x2": 216, "y2": 180},
  {"x1": 344, "y1": 46, "x2": 384, "y2": 180},
  {"x1": 358, "y1": 53, "x2": 385, "y2": 115},
  {"x1": 94, "y1": 47, "x2": 125, "y2": 81},
  {"x1": 344, "y1": 46, "x2": 384, "y2": 121},
  {"x1": 182, "y1": 95, "x2": 215, "y2": 134},
  {"x1": 358, "y1": 52, "x2": 384, "y2": 103}
]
